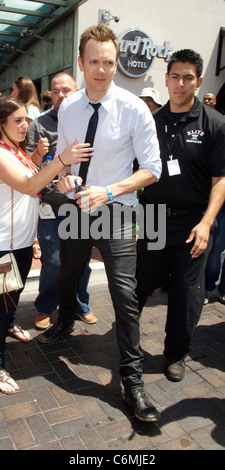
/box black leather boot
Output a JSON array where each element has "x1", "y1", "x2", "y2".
[
  {"x1": 37, "y1": 320, "x2": 75, "y2": 344},
  {"x1": 123, "y1": 388, "x2": 159, "y2": 422}
]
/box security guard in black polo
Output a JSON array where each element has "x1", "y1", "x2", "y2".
[{"x1": 136, "y1": 49, "x2": 225, "y2": 382}]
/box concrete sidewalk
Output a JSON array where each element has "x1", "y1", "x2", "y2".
[{"x1": 1, "y1": 266, "x2": 225, "y2": 452}]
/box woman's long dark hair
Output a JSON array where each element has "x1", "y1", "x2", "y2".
[
  {"x1": 14, "y1": 76, "x2": 41, "y2": 111},
  {"x1": 0, "y1": 96, "x2": 28, "y2": 150}
]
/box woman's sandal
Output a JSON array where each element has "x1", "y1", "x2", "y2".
[
  {"x1": 0, "y1": 370, "x2": 19, "y2": 394},
  {"x1": 8, "y1": 325, "x2": 31, "y2": 342},
  {"x1": 32, "y1": 238, "x2": 41, "y2": 259}
]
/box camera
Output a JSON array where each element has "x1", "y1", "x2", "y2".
[{"x1": 74, "y1": 184, "x2": 86, "y2": 195}]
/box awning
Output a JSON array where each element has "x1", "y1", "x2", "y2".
[
  {"x1": 0, "y1": 0, "x2": 86, "y2": 73},
  {"x1": 216, "y1": 26, "x2": 225, "y2": 76}
]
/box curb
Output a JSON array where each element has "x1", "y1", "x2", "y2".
[{"x1": 25, "y1": 261, "x2": 107, "y2": 292}]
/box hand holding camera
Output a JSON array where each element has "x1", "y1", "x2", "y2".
[{"x1": 74, "y1": 179, "x2": 86, "y2": 195}]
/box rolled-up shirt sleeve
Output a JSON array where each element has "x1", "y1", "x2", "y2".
[{"x1": 132, "y1": 103, "x2": 161, "y2": 181}]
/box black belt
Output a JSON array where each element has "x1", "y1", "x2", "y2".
[{"x1": 166, "y1": 206, "x2": 205, "y2": 217}]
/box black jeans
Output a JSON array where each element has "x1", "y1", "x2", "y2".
[
  {"x1": 136, "y1": 210, "x2": 214, "y2": 363},
  {"x1": 57, "y1": 203, "x2": 144, "y2": 391},
  {"x1": 0, "y1": 246, "x2": 33, "y2": 369}
]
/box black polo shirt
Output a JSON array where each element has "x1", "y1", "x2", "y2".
[{"x1": 144, "y1": 97, "x2": 225, "y2": 210}]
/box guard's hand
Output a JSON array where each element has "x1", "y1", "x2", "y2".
[{"x1": 186, "y1": 221, "x2": 210, "y2": 258}]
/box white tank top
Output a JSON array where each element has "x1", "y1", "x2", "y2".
[{"x1": 0, "y1": 148, "x2": 39, "y2": 251}]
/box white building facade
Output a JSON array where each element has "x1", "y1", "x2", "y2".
[{"x1": 0, "y1": 0, "x2": 225, "y2": 110}]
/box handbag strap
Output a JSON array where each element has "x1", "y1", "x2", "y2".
[
  {"x1": 0, "y1": 181, "x2": 14, "y2": 251},
  {"x1": 10, "y1": 187, "x2": 14, "y2": 252},
  {"x1": 0, "y1": 179, "x2": 14, "y2": 250}
]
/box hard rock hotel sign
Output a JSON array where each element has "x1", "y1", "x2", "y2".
[{"x1": 118, "y1": 28, "x2": 173, "y2": 78}]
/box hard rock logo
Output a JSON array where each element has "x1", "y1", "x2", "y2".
[{"x1": 118, "y1": 28, "x2": 173, "y2": 78}]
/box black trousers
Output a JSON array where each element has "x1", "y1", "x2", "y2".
[
  {"x1": 57, "y1": 203, "x2": 144, "y2": 391},
  {"x1": 136, "y1": 210, "x2": 214, "y2": 363}
]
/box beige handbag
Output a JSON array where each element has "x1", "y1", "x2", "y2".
[{"x1": 0, "y1": 188, "x2": 23, "y2": 312}]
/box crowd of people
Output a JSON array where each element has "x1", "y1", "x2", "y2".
[{"x1": 0, "y1": 23, "x2": 225, "y2": 425}]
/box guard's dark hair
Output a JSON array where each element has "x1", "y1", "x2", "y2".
[{"x1": 167, "y1": 49, "x2": 203, "y2": 79}]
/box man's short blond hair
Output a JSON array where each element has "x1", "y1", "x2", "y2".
[{"x1": 79, "y1": 24, "x2": 120, "y2": 61}]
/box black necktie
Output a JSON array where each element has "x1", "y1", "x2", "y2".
[{"x1": 79, "y1": 102, "x2": 101, "y2": 184}]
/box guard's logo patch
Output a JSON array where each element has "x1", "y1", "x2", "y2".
[{"x1": 186, "y1": 130, "x2": 205, "y2": 144}]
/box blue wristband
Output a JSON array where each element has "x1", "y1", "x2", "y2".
[{"x1": 106, "y1": 185, "x2": 113, "y2": 201}]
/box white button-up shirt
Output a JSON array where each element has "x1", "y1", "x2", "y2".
[{"x1": 56, "y1": 82, "x2": 161, "y2": 205}]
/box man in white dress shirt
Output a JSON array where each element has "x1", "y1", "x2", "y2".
[{"x1": 38, "y1": 23, "x2": 162, "y2": 422}]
